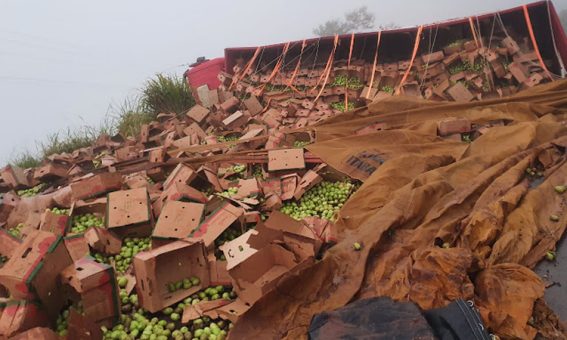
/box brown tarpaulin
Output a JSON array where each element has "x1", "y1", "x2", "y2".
[{"x1": 229, "y1": 81, "x2": 567, "y2": 339}]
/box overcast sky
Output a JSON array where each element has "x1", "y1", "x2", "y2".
[{"x1": 1, "y1": 0, "x2": 566, "y2": 164}]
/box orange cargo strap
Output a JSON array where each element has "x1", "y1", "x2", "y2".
[
  {"x1": 314, "y1": 35, "x2": 339, "y2": 103},
  {"x1": 257, "y1": 42, "x2": 291, "y2": 94},
  {"x1": 396, "y1": 25, "x2": 423, "y2": 95},
  {"x1": 230, "y1": 46, "x2": 261, "y2": 89},
  {"x1": 468, "y1": 17, "x2": 480, "y2": 49},
  {"x1": 523, "y1": 5, "x2": 553, "y2": 80},
  {"x1": 365, "y1": 31, "x2": 382, "y2": 98},
  {"x1": 287, "y1": 40, "x2": 307, "y2": 88},
  {"x1": 315, "y1": 35, "x2": 339, "y2": 88},
  {"x1": 345, "y1": 33, "x2": 355, "y2": 109},
  {"x1": 265, "y1": 42, "x2": 290, "y2": 83}
]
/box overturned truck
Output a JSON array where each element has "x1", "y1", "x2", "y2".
[{"x1": 1, "y1": 1, "x2": 567, "y2": 339}]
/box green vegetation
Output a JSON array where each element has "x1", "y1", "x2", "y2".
[
  {"x1": 381, "y1": 85, "x2": 394, "y2": 94},
  {"x1": 280, "y1": 181, "x2": 358, "y2": 220},
  {"x1": 7, "y1": 73, "x2": 194, "y2": 169},
  {"x1": 448, "y1": 60, "x2": 487, "y2": 75},
  {"x1": 141, "y1": 74, "x2": 195, "y2": 116},
  {"x1": 17, "y1": 183, "x2": 46, "y2": 197},
  {"x1": 330, "y1": 101, "x2": 355, "y2": 112},
  {"x1": 331, "y1": 75, "x2": 364, "y2": 90}
]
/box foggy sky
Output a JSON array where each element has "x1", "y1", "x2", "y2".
[{"x1": 1, "y1": 0, "x2": 566, "y2": 164}]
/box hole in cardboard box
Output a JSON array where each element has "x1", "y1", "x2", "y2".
[
  {"x1": 126, "y1": 194, "x2": 129, "y2": 197},
  {"x1": 165, "y1": 215, "x2": 168, "y2": 219},
  {"x1": 174, "y1": 228, "x2": 178, "y2": 231},
  {"x1": 77, "y1": 267, "x2": 84, "y2": 271},
  {"x1": 245, "y1": 302, "x2": 251, "y2": 306},
  {"x1": 182, "y1": 206, "x2": 185, "y2": 209},
  {"x1": 139, "y1": 202, "x2": 142, "y2": 205},
  {"x1": 114, "y1": 207, "x2": 117, "y2": 210},
  {"x1": 21, "y1": 247, "x2": 32, "y2": 258},
  {"x1": 127, "y1": 215, "x2": 130, "y2": 218},
  {"x1": 229, "y1": 309, "x2": 236, "y2": 314},
  {"x1": 191, "y1": 218, "x2": 195, "y2": 222}
]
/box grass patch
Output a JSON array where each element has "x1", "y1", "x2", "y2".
[
  {"x1": 141, "y1": 73, "x2": 195, "y2": 116},
  {"x1": 112, "y1": 97, "x2": 154, "y2": 137},
  {"x1": 11, "y1": 150, "x2": 41, "y2": 169}
]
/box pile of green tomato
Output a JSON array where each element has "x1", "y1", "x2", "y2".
[
  {"x1": 293, "y1": 140, "x2": 310, "y2": 149},
  {"x1": 214, "y1": 228, "x2": 243, "y2": 261},
  {"x1": 252, "y1": 165, "x2": 264, "y2": 179},
  {"x1": 55, "y1": 303, "x2": 83, "y2": 337},
  {"x1": 103, "y1": 312, "x2": 231, "y2": 340},
  {"x1": 330, "y1": 101, "x2": 355, "y2": 112},
  {"x1": 280, "y1": 181, "x2": 358, "y2": 220},
  {"x1": 216, "y1": 135, "x2": 239, "y2": 143},
  {"x1": 50, "y1": 207, "x2": 70, "y2": 216},
  {"x1": 218, "y1": 187, "x2": 238, "y2": 199},
  {"x1": 167, "y1": 276, "x2": 201, "y2": 293},
  {"x1": 102, "y1": 283, "x2": 235, "y2": 340},
  {"x1": 7, "y1": 223, "x2": 23, "y2": 238},
  {"x1": 118, "y1": 238, "x2": 151, "y2": 273},
  {"x1": 17, "y1": 183, "x2": 46, "y2": 198},
  {"x1": 70, "y1": 213, "x2": 104, "y2": 234},
  {"x1": 331, "y1": 75, "x2": 364, "y2": 90},
  {"x1": 92, "y1": 237, "x2": 151, "y2": 273},
  {"x1": 231, "y1": 164, "x2": 246, "y2": 174}
]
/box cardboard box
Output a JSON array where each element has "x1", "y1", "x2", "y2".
[
  {"x1": 185, "y1": 105, "x2": 210, "y2": 123},
  {"x1": 222, "y1": 111, "x2": 248, "y2": 130},
  {"x1": 163, "y1": 164, "x2": 197, "y2": 190},
  {"x1": 0, "y1": 231, "x2": 72, "y2": 318},
  {"x1": 0, "y1": 166, "x2": 29, "y2": 189},
  {"x1": 208, "y1": 259, "x2": 232, "y2": 286},
  {"x1": 446, "y1": 82, "x2": 474, "y2": 102},
  {"x1": 280, "y1": 174, "x2": 301, "y2": 201},
  {"x1": 0, "y1": 301, "x2": 49, "y2": 338},
  {"x1": 243, "y1": 95, "x2": 263, "y2": 116},
  {"x1": 153, "y1": 201, "x2": 205, "y2": 240},
  {"x1": 33, "y1": 162, "x2": 69, "y2": 181},
  {"x1": 66, "y1": 308, "x2": 105, "y2": 340},
  {"x1": 183, "y1": 123, "x2": 207, "y2": 141},
  {"x1": 64, "y1": 234, "x2": 90, "y2": 262},
  {"x1": 106, "y1": 188, "x2": 154, "y2": 238},
  {"x1": 293, "y1": 170, "x2": 323, "y2": 200},
  {"x1": 152, "y1": 182, "x2": 208, "y2": 217},
  {"x1": 0, "y1": 229, "x2": 21, "y2": 259},
  {"x1": 233, "y1": 178, "x2": 260, "y2": 200},
  {"x1": 84, "y1": 227, "x2": 122, "y2": 255},
  {"x1": 438, "y1": 118, "x2": 472, "y2": 136},
  {"x1": 268, "y1": 149, "x2": 305, "y2": 171},
  {"x1": 214, "y1": 299, "x2": 251, "y2": 323},
  {"x1": 219, "y1": 229, "x2": 259, "y2": 270},
  {"x1": 227, "y1": 243, "x2": 304, "y2": 304},
  {"x1": 70, "y1": 172, "x2": 123, "y2": 201},
  {"x1": 60, "y1": 257, "x2": 120, "y2": 323},
  {"x1": 191, "y1": 202, "x2": 244, "y2": 247},
  {"x1": 0, "y1": 192, "x2": 19, "y2": 222},
  {"x1": 9, "y1": 327, "x2": 58, "y2": 340},
  {"x1": 133, "y1": 240, "x2": 210, "y2": 312},
  {"x1": 182, "y1": 299, "x2": 231, "y2": 324},
  {"x1": 38, "y1": 209, "x2": 69, "y2": 236}
]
